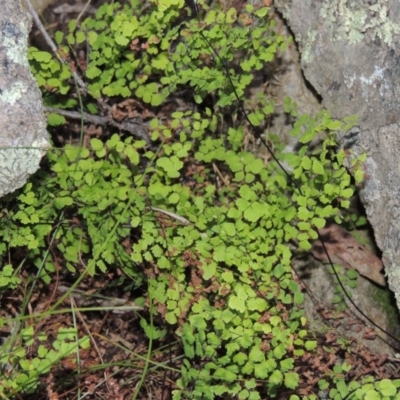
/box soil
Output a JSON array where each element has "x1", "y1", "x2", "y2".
[{"x1": 1, "y1": 0, "x2": 398, "y2": 399}]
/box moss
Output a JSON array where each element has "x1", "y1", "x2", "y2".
[
  {"x1": 369, "y1": 283, "x2": 400, "y2": 337},
  {"x1": 350, "y1": 228, "x2": 400, "y2": 335}
]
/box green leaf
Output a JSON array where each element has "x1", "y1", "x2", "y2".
[
  {"x1": 239, "y1": 185, "x2": 257, "y2": 201},
  {"x1": 213, "y1": 368, "x2": 237, "y2": 382},
  {"x1": 293, "y1": 292, "x2": 304, "y2": 305},
  {"x1": 248, "y1": 112, "x2": 263, "y2": 126},
  {"x1": 76, "y1": 31, "x2": 86, "y2": 44},
  {"x1": 326, "y1": 119, "x2": 342, "y2": 130},
  {"x1": 312, "y1": 159, "x2": 324, "y2": 175},
  {"x1": 254, "y1": 363, "x2": 269, "y2": 379},
  {"x1": 86, "y1": 65, "x2": 102, "y2": 79},
  {"x1": 305, "y1": 340, "x2": 317, "y2": 350},
  {"x1": 340, "y1": 188, "x2": 354, "y2": 198},
  {"x1": 47, "y1": 113, "x2": 66, "y2": 126},
  {"x1": 364, "y1": 390, "x2": 380, "y2": 400},
  {"x1": 221, "y1": 309, "x2": 235, "y2": 323},
  {"x1": 157, "y1": 156, "x2": 183, "y2": 178},
  {"x1": 140, "y1": 318, "x2": 167, "y2": 340},
  {"x1": 233, "y1": 352, "x2": 248, "y2": 366},
  {"x1": 168, "y1": 192, "x2": 180, "y2": 204},
  {"x1": 243, "y1": 204, "x2": 263, "y2": 222},
  {"x1": 229, "y1": 295, "x2": 246, "y2": 313},
  {"x1": 90, "y1": 138, "x2": 103, "y2": 151},
  {"x1": 202, "y1": 261, "x2": 216, "y2": 280},
  {"x1": 347, "y1": 269, "x2": 358, "y2": 280},
  {"x1": 324, "y1": 183, "x2": 336, "y2": 195},
  {"x1": 124, "y1": 146, "x2": 140, "y2": 165},
  {"x1": 247, "y1": 297, "x2": 268, "y2": 312},
  {"x1": 221, "y1": 222, "x2": 236, "y2": 236},
  {"x1": 33, "y1": 50, "x2": 52, "y2": 63},
  {"x1": 299, "y1": 240, "x2": 311, "y2": 250},
  {"x1": 280, "y1": 358, "x2": 294, "y2": 372},
  {"x1": 273, "y1": 343, "x2": 286, "y2": 359},
  {"x1": 269, "y1": 370, "x2": 283, "y2": 386},
  {"x1": 298, "y1": 207, "x2": 312, "y2": 220},
  {"x1": 378, "y1": 379, "x2": 397, "y2": 396},
  {"x1": 54, "y1": 31, "x2": 64, "y2": 45},
  {"x1": 284, "y1": 372, "x2": 299, "y2": 390},
  {"x1": 249, "y1": 347, "x2": 265, "y2": 363},
  {"x1": 301, "y1": 156, "x2": 311, "y2": 170},
  {"x1": 254, "y1": 6, "x2": 269, "y2": 17},
  {"x1": 165, "y1": 312, "x2": 177, "y2": 324},
  {"x1": 312, "y1": 217, "x2": 326, "y2": 229}
]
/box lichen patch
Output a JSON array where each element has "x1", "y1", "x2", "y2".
[{"x1": 320, "y1": 0, "x2": 400, "y2": 45}]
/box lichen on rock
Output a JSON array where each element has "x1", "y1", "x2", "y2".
[
  {"x1": 0, "y1": 0, "x2": 50, "y2": 197},
  {"x1": 320, "y1": 0, "x2": 400, "y2": 45}
]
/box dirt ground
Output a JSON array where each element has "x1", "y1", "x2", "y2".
[{"x1": 1, "y1": 0, "x2": 398, "y2": 399}]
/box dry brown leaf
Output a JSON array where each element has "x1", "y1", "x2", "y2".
[{"x1": 311, "y1": 224, "x2": 386, "y2": 286}]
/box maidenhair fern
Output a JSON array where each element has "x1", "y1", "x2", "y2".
[{"x1": 0, "y1": 0, "x2": 384, "y2": 399}]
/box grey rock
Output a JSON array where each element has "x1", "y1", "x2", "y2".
[
  {"x1": 274, "y1": 0, "x2": 400, "y2": 314},
  {"x1": 0, "y1": 0, "x2": 49, "y2": 197}
]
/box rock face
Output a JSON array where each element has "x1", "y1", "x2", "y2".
[
  {"x1": 295, "y1": 254, "x2": 399, "y2": 355},
  {"x1": 274, "y1": 0, "x2": 400, "y2": 312},
  {"x1": 0, "y1": 0, "x2": 49, "y2": 197}
]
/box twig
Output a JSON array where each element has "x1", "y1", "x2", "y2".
[
  {"x1": 148, "y1": 207, "x2": 191, "y2": 225},
  {"x1": 212, "y1": 162, "x2": 231, "y2": 188},
  {"x1": 44, "y1": 106, "x2": 151, "y2": 144},
  {"x1": 57, "y1": 285, "x2": 144, "y2": 312},
  {"x1": 147, "y1": 206, "x2": 208, "y2": 237},
  {"x1": 76, "y1": 0, "x2": 92, "y2": 24}
]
